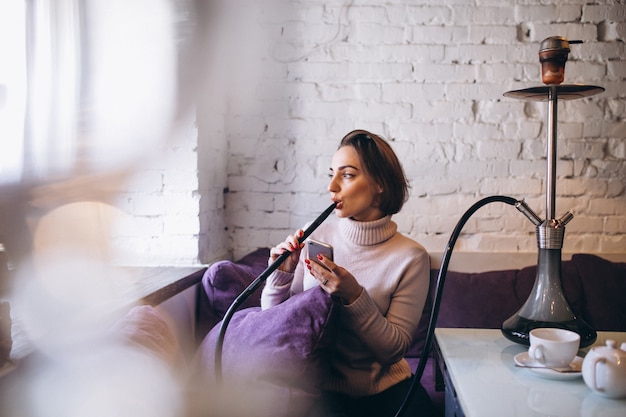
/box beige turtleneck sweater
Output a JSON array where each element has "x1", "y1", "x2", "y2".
[{"x1": 261, "y1": 215, "x2": 430, "y2": 397}]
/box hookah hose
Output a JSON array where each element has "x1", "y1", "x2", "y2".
[
  {"x1": 215, "y1": 202, "x2": 337, "y2": 383},
  {"x1": 394, "y1": 195, "x2": 519, "y2": 417}
]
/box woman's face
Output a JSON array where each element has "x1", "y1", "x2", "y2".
[{"x1": 328, "y1": 145, "x2": 384, "y2": 222}]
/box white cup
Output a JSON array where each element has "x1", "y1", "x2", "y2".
[{"x1": 528, "y1": 328, "x2": 580, "y2": 368}]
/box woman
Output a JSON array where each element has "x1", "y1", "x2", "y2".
[{"x1": 261, "y1": 130, "x2": 433, "y2": 417}]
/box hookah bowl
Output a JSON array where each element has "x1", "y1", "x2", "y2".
[{"x1": 538, "y1": 36, "x2": 571, "y2": 85}]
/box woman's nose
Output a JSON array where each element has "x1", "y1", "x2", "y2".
[{"x1": 327, "y1": 175, "x2": 339, "y2": 193}]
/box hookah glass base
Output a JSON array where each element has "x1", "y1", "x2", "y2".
[{"x1": 501, "y1": 247, "x2": 597, "y2": 348}]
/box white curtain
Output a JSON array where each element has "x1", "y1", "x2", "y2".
[
  {"x1": 0, "y1": 0, "x2": 179, "y2": 187},
  {"x1": 0, "y1": 1, "x2": 28, "y2": 185},
  {"x1": 24, "y1": 0, "x2": 82, "y2": 180}
]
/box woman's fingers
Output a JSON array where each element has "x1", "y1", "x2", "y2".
[
  {"x1": 305, "y1": 256, "x2": 335, "y2": 285},
  {"x1": 305, "y1": 258, "x2": 362, "y2": 304},
  {"x1": 269, "y1": 229, "x2": 305, "y2": 272}
]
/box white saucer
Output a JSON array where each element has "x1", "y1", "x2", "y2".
[{"x1": 514, "y1": 352, "x2": 583, "y2": 380}]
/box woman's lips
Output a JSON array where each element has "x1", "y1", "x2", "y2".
[{"x1": 334, "y1": 201, "x2": 343, "y2": 209}]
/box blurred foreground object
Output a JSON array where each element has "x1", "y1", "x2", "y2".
[{"x1": 0, "y1": 1, "x2": 209, "y2": 416}]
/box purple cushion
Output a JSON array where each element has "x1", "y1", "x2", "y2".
[
  {"x1": 196, "y1": 287, "x2": 340, "y2": 417},
  {"x1": 195, "y1": 248, "x2": 269, "y2": 341},
  {"x1": 436, "y1": 269, "x2": 522, "y2": 328},
  {"x1": 408, "y1": 268, "x2": 522, "y2": 357},
  {"x1": 571, "y1": 254, "x2": 626, "y2": 331}
]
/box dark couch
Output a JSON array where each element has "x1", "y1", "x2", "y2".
[{"x1": 195, "y1": 249, "x2": 626, "y2": 416}]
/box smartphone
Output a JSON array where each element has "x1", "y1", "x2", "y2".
[{"x1": 307, "y1": 239, "x2": 333, "y2": 271}]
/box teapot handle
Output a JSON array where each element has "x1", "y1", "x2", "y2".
[{"x1": 589, "y1": 357, "x2": 607, "y2": 393}]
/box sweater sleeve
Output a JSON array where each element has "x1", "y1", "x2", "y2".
[
  {"x1": 260, "y1": 269, "x2": 293, "y2": 310},
  {"x1": 260, "y1": 254, "x2": 307, "y2": 310},
  {"x1": 342, "y1": 248, "x2": 430, "y2": 365}
]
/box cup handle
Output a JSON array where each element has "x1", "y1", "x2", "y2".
[
  {"x1": 529, "y1": 344, "x2": 545, "y2": 363},
  {"x1": 590, "y1": 357, "x2": 607, "y2": 393}
]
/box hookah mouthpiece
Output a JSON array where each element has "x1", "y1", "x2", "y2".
[{"x1": 298, "y1": 201, "x2": 338, "y2": 244}]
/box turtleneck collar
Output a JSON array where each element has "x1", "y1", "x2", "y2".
[{"x1": 338, "y1": 215, "x2": 397, "y2": 246}]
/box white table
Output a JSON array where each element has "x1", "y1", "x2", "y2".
[{"x1": 434, "y1": 328, "x2": 626, "y2": 417}]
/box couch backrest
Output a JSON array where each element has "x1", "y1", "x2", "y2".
[
  {"x1": 196, "y1": 249, "x2": 626, "y2": 359},
  {"x1": 408, "y1": 253, "x2": 626, "y2": 357}
]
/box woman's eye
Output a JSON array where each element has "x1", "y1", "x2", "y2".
[{"x1": 329, "y1": 171, "x2": 354, "y2": 179}]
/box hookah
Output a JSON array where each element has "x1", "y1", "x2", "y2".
[
  {"x1": 395, "y1": 36, "x2": 604, "y2": 416},
  {"x1": 501, "y1": 36, "x2": 603, "y2": 348}
]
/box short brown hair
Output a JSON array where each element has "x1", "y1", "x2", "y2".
[{"x1": 339, "y1": 130, "x2": 409, "y2": 215}]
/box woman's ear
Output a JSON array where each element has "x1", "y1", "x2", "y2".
[{"x1": 373, "y1": 185, "x2": 384, "y2": 208}]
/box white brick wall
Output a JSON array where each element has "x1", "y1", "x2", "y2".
[
  {"x1": 112, "y1": 119, "x2": 208, "y2": 265},
  {"x1": 216, "y1": 0, "x2": 626, "y2": 261},
  {"x1": 111, "y1": 0, "x2": 625, "y2": 265}
]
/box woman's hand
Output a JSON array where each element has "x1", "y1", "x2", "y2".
[
  {"x1": 269, "y1": 229, "x2": 305, "y2": 273},
  {"x1": 305, "y1": 255, "x2": 363, "y2": 305}
]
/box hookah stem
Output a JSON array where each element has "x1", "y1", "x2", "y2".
[
  {"x1": 547, "y1": 85, "x2": 558, "y2": 220},
  {"x1": 215, "y1": 202, "x2": 337, "y2": 383},
  {"x1": 394, "y1": 195, "x2": 518, "y2": 417}
]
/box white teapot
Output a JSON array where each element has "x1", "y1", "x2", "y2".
[{"x1": 582, "y1": 340, "x2": 626, "y2": 399}]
